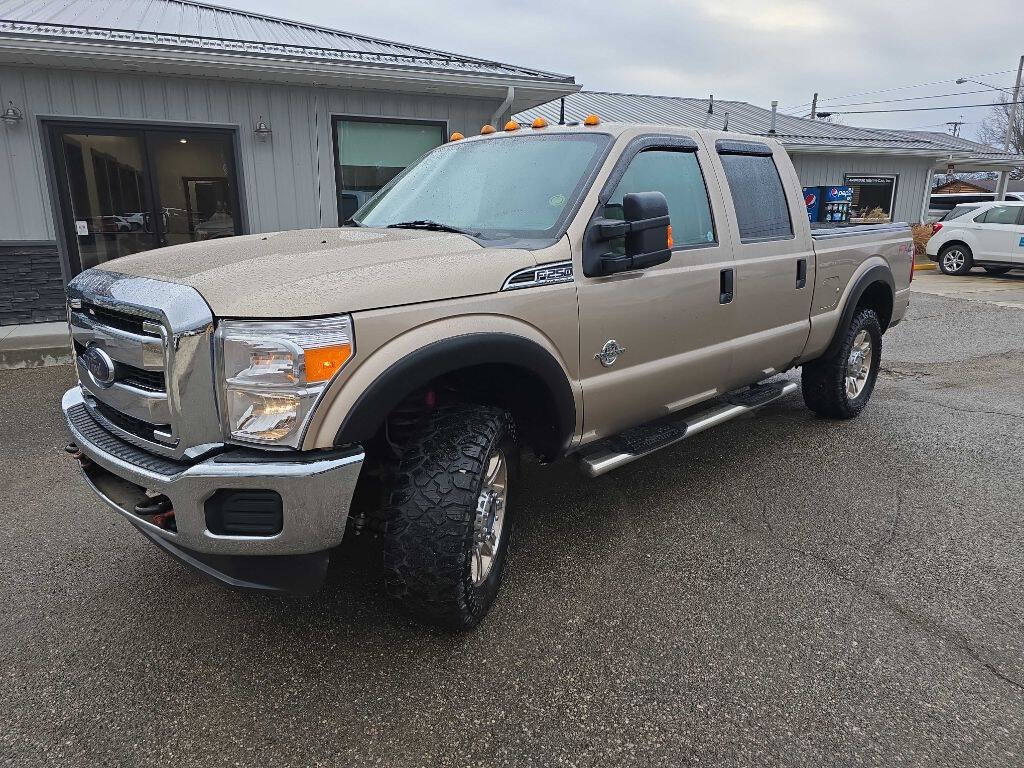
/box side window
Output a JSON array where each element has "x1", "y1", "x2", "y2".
[
  {"x1": 976, "y1": 205, "x2": 1020, "y2": 225},
  {"x1": 718, "y1": 153, "x2": 794, "y2": 242},
  {"x1": 940, "y1": 204, "x2": 978, "y2": 221},
  {"x1": 603, "y1": 150, "x2": 716, "y2": 252}
]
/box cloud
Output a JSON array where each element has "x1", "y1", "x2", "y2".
[
  {"x1": 695, "y1": 0, "x2": 834, "y2": 32},
  {"x1": 220, "y1": 0, "x2": 1023, "y2": 142}
]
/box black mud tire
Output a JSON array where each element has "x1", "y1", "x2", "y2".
[
  {"x1": 381, "y1": 404, "x2": 518, "y2": 630},
  {"x1": 801, "y1": 308, "x2": 883, "y2": 420},
  {"x1": 938, "y1": 243, "x2": 973, "y2": 275},
  {"x1": 984, "y1": 266, "x2": 1012, "y2": 275}
]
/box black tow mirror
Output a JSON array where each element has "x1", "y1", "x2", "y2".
[{"x1": 586, "y1": 191, "x2": 672, "y2": 276}]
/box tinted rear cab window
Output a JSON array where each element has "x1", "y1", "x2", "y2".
[{"x1": 718, "y1": 152, "x2": 794, "y2": 242}]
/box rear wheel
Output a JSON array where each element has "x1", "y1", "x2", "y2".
[
  {"x1": 802, "y1": 308, "x2": 882, "y2": 419},
  {"x1": 381, "y1": 404, "x2": 518, "y2": 630},
  {"x1": 938, "y1": 244, "x2": 973, "y2": 275},
  {"x1": 984, "y1": 266, "x2": 1012, "y2": 275}
]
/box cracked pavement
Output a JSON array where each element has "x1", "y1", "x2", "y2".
[{"x1": 2, "y1": 292, "x2": 1023, "y2": 767}]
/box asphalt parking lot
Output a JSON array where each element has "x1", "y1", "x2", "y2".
[{"x1": 2, "y1": 290, "x2": 1023, "y2": 767}]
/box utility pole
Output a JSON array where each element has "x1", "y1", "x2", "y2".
[
  {"x1": 946, "y1": 120, "x2": 964, "y2": 137},
  {"x1": 1004, "y1": 54, "x2": 1023, "y2": 150},
  {"x1": 809, "y1": 92, "x2": 818, "y2": 120},
  {"x1": 996, "y1": 54, "x2": 1023, "y2": 201}
]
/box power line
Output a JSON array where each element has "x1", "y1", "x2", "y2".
[
  {"x1": 816, "y1": 100, "x2": 1023, "y2": 116},
  {"x1": 782, "y1": 67, "x2": 1018, "y2": 111},
  {"x1": 792, "y1": 85, "x2": 1018, "y2": 112},
  {"x1": 907, "y1": 121, "x2": 976, "y2": 130}
]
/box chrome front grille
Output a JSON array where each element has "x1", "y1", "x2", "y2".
[
  {"x1": 81, "y1": 302, "x2": 160, "y2": 337},
  {"x1": 67, "y1": 270, "x2": 223, "y2": 460}
]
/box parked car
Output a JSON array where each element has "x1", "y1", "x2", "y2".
[
  {"x1": 927, "y1": 192, "x2": 1024, "y2": 221},
  {"x1": 926, "y1": 200, "x2": 1024, "y2": 275},
  {"x1": 62, "y1": 121, "x2": 913, "y2": 629}
]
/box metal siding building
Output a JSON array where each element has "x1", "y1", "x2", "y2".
[
  {"x1": 0, "y1": 67, "x2": 507, "y2": 240},
  {"x1": 788, "y1": 153, "x2": 931, "y2": 225},
  {"x1": 0, "y1": 0, "x2": 577, "y2": 325},
  {"x1": 516, "y1": 92, "x2": 1023, "y2": 228}
]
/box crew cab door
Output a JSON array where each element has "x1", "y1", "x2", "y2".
[
  {"x1": 705, "y1": 139, "x2": 814, "y2": 387},
  {"x1": 573, "y1": 135, "x2": 736, "y2": 441}
]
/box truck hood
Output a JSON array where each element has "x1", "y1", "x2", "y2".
[{"x1": 99, "y1": 228, "x2": 536, "y2": 317}]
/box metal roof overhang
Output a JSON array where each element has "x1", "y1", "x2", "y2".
[
  {"x1": 0, "y1": 34, "x2": 580, "y2": 109},
  {"x1": 784, "y1": 143, "x2": 1023, "y2": 171}
]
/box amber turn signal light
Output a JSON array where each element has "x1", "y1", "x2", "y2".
[
  {"x1": 480, "y1": 124, "x2": 496, "y2": 134},
  {"x1": 449, "y1": 131, "x2": 464, "y2": 141},
  {"x1": 583, "y1": 114, "x2": 601, "y2": 126},
  {"x1": 504, "y1": 120, "x2": 520, "y2": 131},
  {"x1": 531, "y1": 117, "x2": 548, "y2": 129},
  {"x1": 666, "y1": 225, "x2": 673, "y2": 249},
  {"x1": 305, "y1": 344, "x2": 353, "y2": 383}
]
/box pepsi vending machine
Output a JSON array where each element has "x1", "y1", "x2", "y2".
[
  {"x1": 821, "y1": 186, "x2": 853, "y2": 223},
  {"x1": 803, "y1": 186, "x2": 853, "y2": 223}
]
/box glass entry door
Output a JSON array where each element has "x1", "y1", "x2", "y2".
[{"x1": 50, "y1": 125, "x2": 242, "y2": 275}]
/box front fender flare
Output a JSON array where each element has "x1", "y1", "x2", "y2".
[{"x1": 329, "y1": 332, "x2": 577, "y2": 453}]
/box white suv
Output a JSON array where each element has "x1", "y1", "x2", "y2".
[{"x1": 926, "y1": 201, "x2": 1024, "y2": 276}]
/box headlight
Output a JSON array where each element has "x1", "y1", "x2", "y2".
[{"x1": 216, "y1": 316, "x2": 354, "y2": 447}]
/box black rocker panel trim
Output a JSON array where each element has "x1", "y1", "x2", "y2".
[{"x1": 335, "y1": 333, "x2": 576, "y2": 454}]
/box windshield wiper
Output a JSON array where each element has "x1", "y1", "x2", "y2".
[
  {"x1": 341, "y1": 218, "x2": 362, "y2": 227},
  {"x1": 386, "y1": 220, "x2": 480, "y2": 237}
]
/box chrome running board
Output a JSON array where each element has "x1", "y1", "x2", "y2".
[{"x1": 577, "y1": 381, "x2": 799, "y2": 478}]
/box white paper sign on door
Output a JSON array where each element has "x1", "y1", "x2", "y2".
[{"x1": 75, "y1": 220, "x2": 89, "y2": 236}]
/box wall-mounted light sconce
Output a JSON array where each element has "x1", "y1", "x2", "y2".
[
  {"x1": 2, "y1": 100, "x2": 24, "y2": 125},
  {"x1": 253, "y1": 115, "x2": 272, "y2": 142}
]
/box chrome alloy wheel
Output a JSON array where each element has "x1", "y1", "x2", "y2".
[
  {"x1": 845, "y1": 330, "x2": 873, "y2": 399},
  {"x1": 942, "y1": 248, "x2": 966, "y2": 272},
  {"x1": 471, "y1": 449, "x2": 508, "y2": 586}
]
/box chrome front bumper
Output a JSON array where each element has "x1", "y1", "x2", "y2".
[{"x1": 63, "y1": 387, "x2": 364, "y2": 590}]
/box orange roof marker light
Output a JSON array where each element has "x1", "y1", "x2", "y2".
[
  {"x1": 531, "y1": 117, "x2": 548, "y2": 129},
  {"x1": 504, "y1": 120, "x2": 520, "y2": 131},
  {"x1": 480, "y1": 124, "x2": 496, "y2": 134},
  {"x1": 583, "y1": 113, "x2": 601, "y2": 126},
  {"x1": 449, "y1": 131, "x2": 465, "y2": 141}
]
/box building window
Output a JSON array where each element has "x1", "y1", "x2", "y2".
[
  {"x1": 603, "y1": 149, "x2": 716, "y2": 250},
  {"x1": 49, "y1": 125, "x2": 241, "y2": 275},
  {"x1": 334, "y1": 118, "x2": 445, "y2": 223},
  {"x1": 719, "y1": 154, "x2": 793, "y2": 242},
  {"x1": 845, "y1": 174, "x2": 898, "y2": 222}
]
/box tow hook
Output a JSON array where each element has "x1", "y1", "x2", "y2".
[
  {"x1": 135, "y1": 494, "x2": 176, "y2": 531},
  {"x1": 134, "y1": 494, "x2": 172, "y2": 516},
  {"x1": 64, "y1": 442, "x2": 91, "y2": 468}
]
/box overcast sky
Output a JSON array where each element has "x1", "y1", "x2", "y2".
[{"x1": 219, "y1": 0, "x2": 1022, "y2": 143}]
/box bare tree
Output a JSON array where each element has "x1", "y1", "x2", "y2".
[{"x1": 978, "y1": 96, "x2": 1024, "y2": 179}]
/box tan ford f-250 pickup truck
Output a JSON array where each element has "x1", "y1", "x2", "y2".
[{"x1": 63, "y1": 118, "x2": 914, "y2": 629}]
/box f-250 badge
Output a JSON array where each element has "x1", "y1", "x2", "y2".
[{"x1": 596, "y1": 340, "x2": 627, "y2": 367}]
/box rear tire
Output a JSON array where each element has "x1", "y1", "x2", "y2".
[
  {"x1": 938, "y1": 244, "x2": 973, "y2": 275},
  {"x1": 382, "y1": 404, "x2": 518, "y2": 630},
  {"x1": 802, "y1": 308, "x2": 882, "y2": 420},
  {"x1": 984, "y1": 266, "x2": 1011, "y2": 275}
]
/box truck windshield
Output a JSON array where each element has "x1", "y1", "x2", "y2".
[{"x1": 352, "y1": 133, "x2": 611, "y2": 239}]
